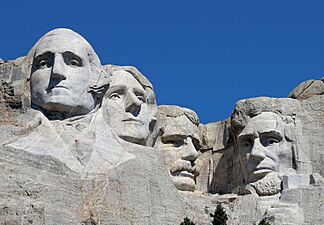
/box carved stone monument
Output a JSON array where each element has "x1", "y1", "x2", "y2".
[
  {"x1": 1, "y1": 28, "x2": 324, "y2": 225},
  {"x1": 154, "y1": 105, "x2": 200, "y2": 192}
]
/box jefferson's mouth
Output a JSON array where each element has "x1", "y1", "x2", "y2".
[
  {"x1": 122, "y1": 118, "x2": 144, "y2": 125},
  {"x1": 46, "y1": 85, "x2": 68, "y2": 93}
]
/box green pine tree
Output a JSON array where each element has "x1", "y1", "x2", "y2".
[
  {"x1": 180, "y1": 217, "x2": 196, "y2": 225},
  {"x1": 258, "y1": 218, "x2": 271, "y2": 225},
  {"x1": 210, "y1": 204, "x2": 228, "y2": 225}
]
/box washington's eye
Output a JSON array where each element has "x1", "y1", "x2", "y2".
[
  {"x1": 38, "y1": 59, "x2": 48, "y2": 68},
  {"x1": 70, "y1": 59, "x2": 81, "y2": 66},
  {"x1": 109, "y1": 93, "x2": 120, "y2": 100},
  {"x1": 63, "y1": 52, "x2": 82, "y2": 67}
]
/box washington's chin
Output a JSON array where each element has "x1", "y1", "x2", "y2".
[
  {"x1": 172, "y1": 176, "x2": 196, "y2": 192},
  {"x1": 41, "y1": 99, "x2": 94, "y2": 116},
  {"x1": 36, "y1": 91, "x2": 94, "y2": 114}
]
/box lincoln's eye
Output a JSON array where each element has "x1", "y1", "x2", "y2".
[
  {"x1": 267, "y1": 137, "x2": 279, "y2": 145},
  {"x1": 162, "y1": 136, "x2": 185, "y2": 148}
]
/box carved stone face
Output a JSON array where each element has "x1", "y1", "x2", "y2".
[
  {"x1": 102, "y1": 70, "x2": 154, "y2": 145},
  {"x1": 237, "y1": 112, "x2": 291, "y2": 184},
  {"x1": 154, "y1": 113, "x2": 200, "y2": 192},
  {"x1": 30, "y1": 33, "x2": 96, "y2": 116}
]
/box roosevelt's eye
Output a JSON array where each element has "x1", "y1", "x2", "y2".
[
  {"x1": 240, "y1": 138, "x2": 253, "y2": 149},
  {"x1": 265, "y1": 137, "x2": 280, "y2": 146},
  {"x1": 242, "y1": 141, "x2": 251, "y2": 148},
  {"x1": 109, "y1": 93, "x2": 121, "y2": 100}
]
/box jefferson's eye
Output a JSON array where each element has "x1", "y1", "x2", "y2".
[
  {"x1": 137, "y1": 96, "x2": 146, "y2": 103},
  {"x1": 109, "y1": 93, "x2": 120, "y2": 100}
]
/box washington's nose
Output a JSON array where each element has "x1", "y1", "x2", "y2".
[
  {"x1": 181, "y1": 137, "x2": 199, "y2": 161},
  {"x1": 250, "y1": 138, "x2": 266, "y2": 161},
  {"x1": 51, "y1": 54, "x2": 67, "y2": 80},
  {"x1": 125, "y1": 92, "x2": 142, "y2": 116}
]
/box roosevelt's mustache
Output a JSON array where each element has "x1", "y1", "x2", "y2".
[{"x1": 170, "y1": 159, "x2": 199, "y2": 176}]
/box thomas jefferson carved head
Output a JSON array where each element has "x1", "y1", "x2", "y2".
[
  {"x1": 102, "y1": 66, "x2": 157, "y2": 146},
  {"x1": 27, "y1": 28, "x2": 105, "y2": 118},
  {"x1": 154, "y1": 105, "x2": 201, "y2": 192}
]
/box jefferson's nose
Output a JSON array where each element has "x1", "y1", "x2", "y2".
[
  {"x1": 51, "y1": 54, "x2": 67, "y2": 80},
  {"x1": 250, "y1": 138, "x2": 266, "y2": 161},
  {"x1": 181, "y1": 137, "x2": 198, "y2": 161},
  {"x1": 125, "y1": 92, "x2": 142, "y2": 116}
]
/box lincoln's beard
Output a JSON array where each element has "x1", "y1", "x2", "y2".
[{"x1": 249, "y1": 172, "x2": 282, "y2": 196}]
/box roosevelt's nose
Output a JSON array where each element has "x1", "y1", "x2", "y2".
[
  {"x1": 125, "y1": 92, "x2": 142, "y2": 116},
  {"x1": 250, "y1": 138, "x2": 266, "y2": 161},
  {"x1": 51, "y1": 53, "x2": 67, "y2": 80},
  {"x1": 181, "y1": 137, "x2": 199, "y2": 161}
]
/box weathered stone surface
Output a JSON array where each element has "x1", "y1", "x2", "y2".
[
  {"x1": 1, "y1": 28, "x2": 324, "y2": 225},
  {"x1": 0, "y1": 58, "x2": 30, "y2": 123},
  {"x1": 199, "y1": 120, "x2": 229, "y2": 151},
  {"x1": 288, "y1": 79, "x2": 324, "y2": 100}
]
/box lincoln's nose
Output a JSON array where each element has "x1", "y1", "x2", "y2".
[{"x1": 250, "y1": 138, "x2": 266, "y2": 162}]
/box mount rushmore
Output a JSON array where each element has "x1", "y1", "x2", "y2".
[{"x1": 0, "y1": 28, "x2": 324, "y2": 225}]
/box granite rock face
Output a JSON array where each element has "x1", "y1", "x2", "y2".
[{"x1": 1, "y1": 28, "x2": 324, "y2": 225}]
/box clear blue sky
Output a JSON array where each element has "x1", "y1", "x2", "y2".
[{"x1": 1, "y1": 1, "x2": 324, "y2": 123}]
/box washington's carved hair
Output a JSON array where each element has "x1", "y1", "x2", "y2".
[{"x1": 25, "y1": 28, "x2": 101, "y2": 76}]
